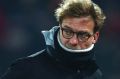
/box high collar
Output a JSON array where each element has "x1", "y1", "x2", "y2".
[
  {"x1": 42, "y1": 26, "x2": 98, "y2": 74},
  {"x1": 42, "y1": 26, "x2": 96, "y2": 65}
]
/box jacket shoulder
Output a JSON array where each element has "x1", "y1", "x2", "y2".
[
  {"x1": 7, "y1": 49, "x2": 46, "y2": 69},
  {"x1": 0, "y1": 49, "x2": 47, "y2": 79}
]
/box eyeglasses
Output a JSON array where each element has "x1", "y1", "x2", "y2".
[{"x1": 61, "y1": 27, "x2": 94, "y2": 42}]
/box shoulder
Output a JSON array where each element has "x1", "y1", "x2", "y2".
[
  {"x1": 7, "y1": 49, "x2": 48, "y2": 71},
  {"x1": 1, "y1": 50, "x2": 46, "y2": 79},
  {"x1": 14, "y1": 49, "x2": 47, "y2": 64},
  {"x1": 1, "y1": 49, "x2": 48, "y2": 79}
]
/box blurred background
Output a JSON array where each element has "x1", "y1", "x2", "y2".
[{"x1": 0, "y1": 0, "x2": 120, "y2": 79}]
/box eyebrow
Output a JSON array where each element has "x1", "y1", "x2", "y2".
[
  {"x1": 62, "y1": 25, "x2": 90, "y2": 33},
  {"x1": 62, "y1": 25, "x2": 73, "y2": 30}
]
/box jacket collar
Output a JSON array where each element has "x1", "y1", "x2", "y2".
[{"x1": 41, "y1": 26, "x2": 59, "y2": 48}]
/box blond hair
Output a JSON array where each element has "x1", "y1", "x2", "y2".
[{"x1": 55, "y1": 0, "x2": 106, "y2": 32}]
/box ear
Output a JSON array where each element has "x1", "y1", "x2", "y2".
[{"x1": 92, "y1": 32, "x2": 99, "y2": 44}]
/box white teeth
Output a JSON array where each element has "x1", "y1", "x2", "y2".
[{"x1": 57, "y1": 31, "x2": 94, "y2": 53}]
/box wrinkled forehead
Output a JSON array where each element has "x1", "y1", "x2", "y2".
[
  {"x1": 62, "y1": 16, "x2": 94, "y2": 25},
  {"x1": 61, "y1": 16, "x2": 95, "y2": 32}
]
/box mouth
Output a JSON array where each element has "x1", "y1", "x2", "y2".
[{"x1": 65, "y1": 45, "x2": 82, "y2": 50}]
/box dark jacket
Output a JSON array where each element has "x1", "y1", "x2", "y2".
[{"x1": 1, "y1": 26, "x2": 102, "y2": 79}]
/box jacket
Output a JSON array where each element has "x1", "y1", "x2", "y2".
[{"x1": 1, "y1": 26, "x2": 102, "y2": 79}]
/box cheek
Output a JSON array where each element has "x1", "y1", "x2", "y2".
[
  {"x1": 78, "y1": 37, "x2": 94, "y2": 48},
  {"x1": 61, "y1": 36, "x2": 69, "y2": 45},
  {"x1": 84, "y1": 37, "x2": 94, "y2": 46}
]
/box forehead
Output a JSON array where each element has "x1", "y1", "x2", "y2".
[{"x1": 61, "y1": 16, "x2": 95, "y2": 32}]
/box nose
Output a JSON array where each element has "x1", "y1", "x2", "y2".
[{"x1": 69, "y1": 34, "x2": 79, "y2": 46}]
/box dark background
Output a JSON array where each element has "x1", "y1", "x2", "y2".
[{"x1": 0, "y1": 0, "x2": 120, "y2": 79}]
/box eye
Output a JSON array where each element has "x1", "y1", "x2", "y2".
[
  {"x1": 78, "y1": 32, "x2": 91, "y2": 40},
  {"x1": 82, "y1": 33, "x2": 90, "y2": 38},
  {"x1": 64, "y1": 29, "x2": 72, "y2": 35}
]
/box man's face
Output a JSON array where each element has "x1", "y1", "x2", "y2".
[{"x1": 59, "y1": 16, "x2": 99, "y2": 50}]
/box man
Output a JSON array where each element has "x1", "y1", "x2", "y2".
[{"x1": 1, "y1": 0, "x2": 106, "y2": 79}]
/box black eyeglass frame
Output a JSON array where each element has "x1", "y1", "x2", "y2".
[{"x1": 60, "y1": 27, "x2": 94, "y2": 42}]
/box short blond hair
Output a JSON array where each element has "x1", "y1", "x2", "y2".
[{"x1": 55, "y1": 0, "x2": 106, "y2": 32}]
